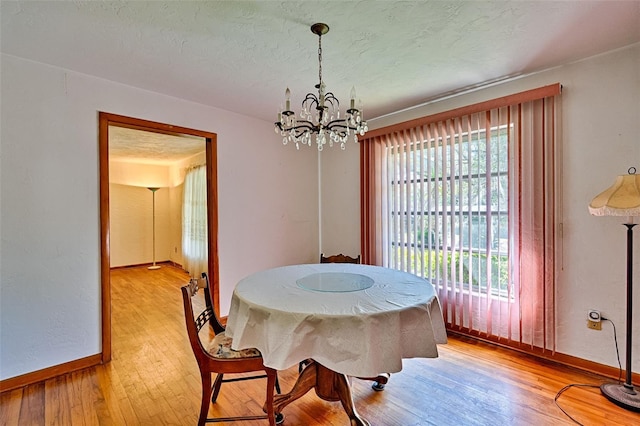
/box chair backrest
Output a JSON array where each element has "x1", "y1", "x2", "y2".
[
  {"x1": 320, "y1": 253, "x2": 361, "y2": 264},
  {"x1": 181, "y1": 277, "x2": 231, "y2": 356},
  {"x1": 181, "y1": 278, "x2": 213, "y2": 363},
  {"x1": 201, "y1": 272, "x2": 225, "y2": 335}
]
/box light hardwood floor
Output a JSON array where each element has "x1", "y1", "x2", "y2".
[{"x1": 1, "y1": 265, "x2": 638, "y2": 425}]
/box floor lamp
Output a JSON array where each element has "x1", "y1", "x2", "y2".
[
  {"x1": 589, "y1": 167, "x2": 640, "y2": 412},
  {"x1": 147, "y1": 187, "x2": 161, "y2": 270}
]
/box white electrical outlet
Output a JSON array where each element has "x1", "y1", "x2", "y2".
[{"x1": 587, "y1": 309, "x2": 602, "y2": 330}]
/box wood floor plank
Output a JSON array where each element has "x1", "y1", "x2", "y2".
[
  {"x1": 0, "y1": 388, "x2": 23, "y2": 426},
  {"x1": 1, "y1": 264, "x2": 639, "y2": 425},
  {"x1": 44, "y1": 375, "x2": 72, "y2": 426},
  {"x1": 17, "y1": 383, "x2": 44, "y2": 426}
]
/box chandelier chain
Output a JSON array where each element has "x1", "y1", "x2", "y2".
[{"x1": 318, "y1": 32, "x2": 323, "y2": 90}]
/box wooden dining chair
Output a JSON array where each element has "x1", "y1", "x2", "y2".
[
  {"x1": 181, "y1": 277, "x2": 283, "y2": 425},
  {"x1": 320, "y1": 253, "x2": 361, "y2": 264}
]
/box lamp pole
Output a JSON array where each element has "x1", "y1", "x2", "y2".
[
  {"x1": 623, "y1": 223, "x2": 634, "y2": 393},
  {"x1": 600, "y1": 222, "x2": 638, "y2": 410},
  {"x1": 148, "y1": 187, "x2": 161, "y2": 270}
]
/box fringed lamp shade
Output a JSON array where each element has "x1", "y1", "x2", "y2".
[{"x1": 589, "y1": 171, "x2": 640, "y2": 217}]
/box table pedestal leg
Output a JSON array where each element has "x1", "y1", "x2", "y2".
[
  {"x1": 272, "y1": 361, "x2": 318, "y2": 413},
  {"x1": 272, "y1": 360, "x2": 370, "y2": 426},
  {"x1": 332, "y1": 371, "x2": 370, "y2": 426}
]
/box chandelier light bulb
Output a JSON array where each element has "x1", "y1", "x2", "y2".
[
  {"x1": 350, "y1": 86, "x2": 356, "y2": 110},
  {"x1": 285, "y1": 87, "x2": 291, "y2": 111}
]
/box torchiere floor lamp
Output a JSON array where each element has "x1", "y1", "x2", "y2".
[
  {"x1": 148, "y1": 187, "x2": 161, "y2": 270},
  {"x1": 589, "y1": 167, "x2": 640, "y2": 412}
]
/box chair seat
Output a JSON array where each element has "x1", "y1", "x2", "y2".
[{"x1": 208, "y1": 332, "x2": 262, "y2": 359}]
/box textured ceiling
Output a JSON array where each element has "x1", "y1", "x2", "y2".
[
  {"x1": 109, "y1": 126, "x2": 205, "y2": 164},
  {"x1": 2, "y1": 1, "x2": 639, "y2": 157}
]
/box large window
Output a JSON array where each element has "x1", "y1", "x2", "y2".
[
  {"x1": 387, "y1": 122, "x2": 510, "y2": 297},
  {"x1": 361, "y1": 84, "x2": 561, "y2": 351}
]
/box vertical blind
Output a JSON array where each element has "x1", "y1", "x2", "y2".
[{"x1": 360, "y1": 84, "x2": 561, "y2": 351}]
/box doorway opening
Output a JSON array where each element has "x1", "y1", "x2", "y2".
[{"x1": 99, "y1": 112, "x2": 219, "y2": 363}]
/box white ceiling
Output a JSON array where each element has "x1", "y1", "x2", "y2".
[
  {"x1": 2, "y1": 1, "x2": 639, "y2": 128},
  {"x1": 108, "y1": 126, "x2": 205, "y2": 164}
]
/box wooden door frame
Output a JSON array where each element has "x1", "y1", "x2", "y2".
[{"x1": 99, "y1": 112, "x2": 219, "y2": 363}]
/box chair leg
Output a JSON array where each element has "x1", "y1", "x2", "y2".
[
  {"x1": 199, "y1": 372, "x2": 213, "y2": 426},
  {"x1": 211, "y1": 373, "x2": 224, "y2": 403},
  {"x1": 265, "y1": 369, "x2": 277, "y2": 426},
  {"x1": 273, "y1": 372, "x2": 284, "y2": 424},
  {"x1": 263, "y1": 368, "x2": 285, "y2": 425},
  {"x1": 275, "y1": 372, "x2": 281, "y2": 395}
]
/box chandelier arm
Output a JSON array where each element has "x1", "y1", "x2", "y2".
[
  {"x1": 325, "y1": 120, "x2": 359, "y2": 131},
  {"x1": 323, "y1": 92, "x2": 340, "y2": 108},
  {"x1": 278, "y1": 120, "x2": 319, "y2": 135},
  {"x1": 302, "y1": 93, "x2": 320, "y2": 110},
  {"x1": 324, "y1": 92, "x2": 337, "y2": 99}
]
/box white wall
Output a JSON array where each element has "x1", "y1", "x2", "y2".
[
  {"x1": 109, "y1": 184, "x2": 173, "y2": 268},
  {"x1": 109, "y1": 160, "x2": 171, "y2": 188},
  {"x1": 319, "y1": 146, "x2": 361, "y2": 258},
  {"x1": 109, "y1": 155, "x2": 199, "y2": 269},
  {"x1": 0, "y1": 53, "x2": 318, "y2": 380},
  {"x1": 322, "y1": 44, "x2": 640, "y2": 371}
]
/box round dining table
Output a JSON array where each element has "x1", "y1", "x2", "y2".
[{"x1": 225, "y1": 263, "x2": 447, "y2": 425}]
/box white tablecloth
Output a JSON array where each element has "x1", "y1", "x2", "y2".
[{"x1": 225, "y1": 264, "x2": 448, "y2": 377}]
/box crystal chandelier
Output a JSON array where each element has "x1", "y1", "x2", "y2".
[{"x1": 275, "y1": 23, "x2": 368, "y2": 151}]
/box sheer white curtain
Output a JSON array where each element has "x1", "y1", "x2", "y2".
[
  {"x1": 182, "y1": 165, "x2": 208, "y2": 278},
  {"x1": 361, "y1": 84, "x2": 560, "y2": 352}
]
